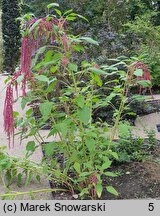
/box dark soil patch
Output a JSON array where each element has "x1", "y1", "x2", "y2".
[
  {"x1": 50, "y1": 160, "x2": 160, "y2": 200},
  {"x1": 103, "y1": 160, "x2": 160, "y2": 199},
  {"x1": 45, "y1": 145, "x2": 160, "y2": 200}
]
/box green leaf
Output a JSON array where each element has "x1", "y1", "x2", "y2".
[
  {"x1": 45, "y1": 50, "x2": 54, "y2": 62},
  {"x1": 36, "y1": 175, "x2": 41, "y2": 183},
  {"x1": 67, "y1": 13, "x2": 77, "y2": 17},
  {"x1": 134, "y1": 69, "x2": 143, "y2": 77},
  {"x1": 43, "y1": 165, "x2": 49, "y2": 174},
  {"x1": 74, "y1": 162, "x2": 81, "y2": 174},
  {"x1": 101, "y1": 161, "x2": 112, "y2": 171},
  {"x1": 54, "y1": 170, "x2": 61, "y2": 178},
  {"x1": 106, "y1": 93, "x2": 117, "y2": 103},
  {"x1": 4, "y1": 75, "x2": 11, "y2": 84},
  {"x1": 39, "y1": 101, "x2": 53, "y2": 120},
  {"x1": 26, "y1": 141, "x2": 37, "y2": 152},
  {"x1": 17, "y1": 74, "x2": 24, "y2": 84},
  {"x1": 42, "y1": 53, "x2": 61, "y2": 65},
  {"x1": 13, "y1": 111, "x2": 19, "y2": 118},
  {"x1": 50, "y1": 66, "x2": 58, "y2": 73},
  {"x1": 77, "y1": 14, "x2": 89, "y2": 22},
  {"x1": 118, "y1": 122, "x2": 131, "y2": 138},
  {"x1": 29, "y1": 19, "x2": 42, "y2": 33},
  {"x1": 106, "y1": 186, "x2": 118, "y2": 196},
  {"x1": 91, "y1": 74, "x2": 102, "y2": 86},
  {"x1": 131, "y1": 95, "x2": 145, "y2": 101},
  {"x1": 26, "y1": 108, "x2": 32, "y2": 116},
  {"x1": 79, "y1": 37, "x2": 99, "y2": 45},
  {"x1": 43, "y1": 142, "x2": 55, "y2": 157},
  {"x1": 70, "y1": 37, "x2": 82, "y2": 43},
  {"x1": 110, "y1": 151, "x2": 119, "y2": 160},
  {"x1": 17, "y1": 173, "x2": 22, "y2": 187},
  {"x1": 104, "y1": 172, "x2": 117, "y2": 177},
  {"x1": 5, "y1": 170, "x2": 12, "y2": 185},
  {"x1": 137, "y1": 80, "x2": 151, "y2": 87},
  {"x1": 96, "y1": 183, "x2": 103, "y2": 198},
  {"x1": 21, "y1": 98, "x2": 28, "y2": 110},
  {"x1": 89, "y1": 67, "x2": 106, "y2": 75},
  {"x1": 32, "y1": 46, "x2": 46, "y2": 68},
  {"x1": 46, "y1": 79, "x2": 57, "y2": 93},
  {"x1": 48, "y1": 128, "x2": 57, "y2": 137},
  {"x1": 76, "y1": 95, "x2": 85, "y2": 108},
  {"x1": 54, "y1": 9, "x2": 62, "y2": 16},
  {"x1": 79, "y1": 188, "x2": 90, "y2": 197},
  {"x1": 78, "y1": 105, "x2": 91, "y2": 125},
  {"x1": 35, "y1": 75, "x2": 49, "y2": 83},
  {"x1": 85, "y1": 138, "x2": 96, "y2": 152},
  {"x1": 64, "y1": 9, "x2": 73, "y2": 16},
  {"x1": 79, "y1": 172, "x2": 93, "y2": 177},
  {"x1": 68, "y1": 63, "x2": 78, "y2": 72},
  {"x1": 47, "y1": 3, "x2": 59, "y2": 9},
  {"x1": 25, "y1": 172, "x2": 33, "y2": 187},
  {"x1": 24, "y1": 13, "x2": 35, "y2": 20},
  {"x1": 55, "y1": 122, "x2": 68, "y2": 138},
  {"x1": 73, "y1": 44, "x2": 85, "y2": 52},
  {"x1": 66, "y1": 16, "x2": 77, "y2": 21}
]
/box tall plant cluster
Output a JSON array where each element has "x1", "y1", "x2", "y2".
[
  {"x1": 3, "y1": 5, "x2": 132, "y2": 198},
  {"x1": 2, "y1": 0, "x2": 21, "y2": 74},
  {"x1": 2, "y1": 3, "x2": 155, "y2": 200}
]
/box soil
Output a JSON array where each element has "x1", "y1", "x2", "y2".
[
  {"x1": 103, "y1": 160, "x2": 160, "y2": 199},
  {"x1": 49, "y1": 145, "x2": 160, "y2": 200}
]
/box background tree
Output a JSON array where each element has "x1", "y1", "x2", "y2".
[
  {"x1": 2, "y1": 0, "x2": 21, "y2": 74},
  {"x1": 22, "y1": 0, "x2": 128, "y2": 63}
]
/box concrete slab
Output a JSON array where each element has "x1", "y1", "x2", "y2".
[{"x1": 133, "y1": 112, "x2": 160, "y2": 140}]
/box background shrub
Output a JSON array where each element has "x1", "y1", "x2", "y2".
[{"x1": 2, "y1": 0, "x2": 21, "y2": 74}]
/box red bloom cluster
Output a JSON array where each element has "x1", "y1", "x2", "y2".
[
  {"x1": 90, "y1": 174, "x2": 98, "y2": 197},
  {"x1": 133, "y1": 61, "x2": 153, "y2": 96},
  {"x1": 3, "y1": 16, "x2": 68, "y2": 147}
]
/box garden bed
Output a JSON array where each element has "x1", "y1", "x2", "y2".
[{"x1": 42, "y1": 141, "x2": 160, "y2": 200}]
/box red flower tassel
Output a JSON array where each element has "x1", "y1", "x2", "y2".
[{"x1": 3, "y1": 84, "x2": 14, "y2": 148}]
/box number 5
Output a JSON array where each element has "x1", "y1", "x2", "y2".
[{"x1": 148, "y1": 203, "x2": 154, "y2": 211}]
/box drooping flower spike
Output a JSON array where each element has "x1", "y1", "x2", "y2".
[
  {"x1": 127, "y1": 61, "x2": 153, "y2": 97},
  {"x1": 3, "y1": 16, "x2": 68, "y2": 147},
  {"x1": 133, "y1": 61, "x2": 153, "y2": 97}
]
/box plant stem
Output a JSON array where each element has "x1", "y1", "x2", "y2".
[
  {"x1": 110, "y1": 96, "x2": 126, "y2": 142},
  {"x1": 0, "y1": 188, "x2": 69, "y2": 198},
  {"x1": 0, "y1": 173, "x2": 7, "y2": 189},
  {"x1": 109, "y1": 72, "x2": 130, "y2": 144}
]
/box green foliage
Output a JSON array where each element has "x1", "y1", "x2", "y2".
[
  {"x1": 21, "y1": 0, "x2": 160, "y2": 81},
  {"x1": 145, "y1": 129, "x2": 157, "y2": 149},
  {"x1": 21, "y1": 0, "x2": 129, "y2": 63},
  {"x1": 0, "y1": 146, "x2": 42, "y2": 188},
  {"x1": 115, "y1": 122, "x2": 157, "y2": 163},
  {"x1": 3, "y1": 3, "x2": 158, "y2": 200},
  {"x1": 124, "y1": 5, "x2": 160, "y2": 86},
  {"x1": 0, "y1": 146, "x2": 69, "y2": 199},
  {"x1": 2, "y1": 0, "x2": 21, "y2": 73},
  {"x1": 21, "y1": 0, "x2": 53, "y2": 16},
  {"x1": 10, "y1": 6, "x2": 137, "y2": 199}
]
